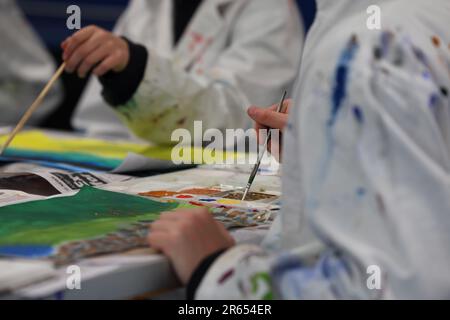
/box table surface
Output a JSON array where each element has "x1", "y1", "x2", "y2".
[{"x1": 1, "y1": 166, "x2": 281, "y2": 300}]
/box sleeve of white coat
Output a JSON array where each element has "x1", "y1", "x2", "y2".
[
  {"x1": 113, "y1": 0, "x2": 303, "y2": 145},
  {"x1": 195, "y1": 28, "x2": 450, "y2": 299},
  {"x1": 0, "y1": 0, "x2": 61, "y2": 125}
]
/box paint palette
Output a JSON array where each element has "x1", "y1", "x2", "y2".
[
  {"x1": 222, "y1": 191, "x2": 278, "y2": 201},
  {"x1": 137, "y1": 185, "x2": 280, "y2": 229}
]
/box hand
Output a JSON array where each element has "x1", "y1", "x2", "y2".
[
  {"x1": 148, "y1": 208, "x2": 235, "y2": 284},
  {"x1": 61, "y1": 25, "x2": 130, "y2": 78},
  {"x1": 247, "y1": 99, "x2": 292, "y2": 162}
]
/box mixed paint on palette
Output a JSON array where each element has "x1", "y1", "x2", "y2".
[
  {"x1": 138, "y1": 186, "x2": 280, "y2": 229},
  {"x1": 139, "y1": 187, "x2": 279, "y2": 203}
]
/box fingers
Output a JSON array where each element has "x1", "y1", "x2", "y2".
[
  {"x1": 62, "y1": 26, "x2": 97, "y2": 60},
  {"x1": 92, "y1": 51, "x2": 124, "y2": 76},
  {"x1": 77, "y1": 44, "x2": 111, "y2": 78},
  {"x1": 147, "y1": 207, "x2": 234, "y2": 285},
  {"x1": 62, "y1": 25, "x2": 129, "y2": 78},
  {"x1": 149, "y1": 208, "x2": 209, "y2": 234},
  {"x1": 65, "y1": 31, "x2": 108, "y2": 75},
  {"x1": 215, "y1": 220, "x2": 236, "y2": 246},
  {"x1": 150, "y1": 219, "x2": 174, "y2": 233},
  {"x1": 248, "y1": 106, "x2": 289, "y2": 131},
  {"x1": 147, "y1": 231, "x2": 172, "y2": 252},
  {"x1": 159, "y1": 211, "x2": 184, "y2": 220}
]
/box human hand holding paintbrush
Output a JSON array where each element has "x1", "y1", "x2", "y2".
[
  {"x1": 240, "y1": 91, "x2": 289, "y2": 201},
  {"x1": 247, "y1": 99, "x2": 292, "y2": 162},
  {"x1": 61, "y1": 26, "x2": 130, "y2": 78},
  {"x1": 146, "y1": 96, "x2": 292, "y2": 285}
]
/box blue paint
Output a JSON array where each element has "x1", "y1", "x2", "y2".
[
  {"x1": 329, "y1": 37, "x2": 360, "y2": 127},
  {"x1": 1, "y1": 149, "x2": 117, "y2": 171},
  {"x1": 356, "y1": 187, "x2": 367, "y2": 198},
  {"x1": 199, "y1": 198, "x2": 216, "y2": 202},
  {"x1": 352, "y1": 106, "x2": 364, "y2": 124},
  {"x1": 0, "y1": 156, "x2": 102, "y2": 173},
  {"x1": 429, "y1": 93, "x2": 440, "y2": 108},
  {"x1": 380, "y1": 31, "x2": 392, "y2": 57},
  {"x1": 307, "y1": 36, "x2": 360, "y2": 223},
  {"x1": 422, "y1": 70, "x2": 431, "y2": 80},
  {"x1": 0, "y1": 245, "x2": 54, "y2": 258},
  {"x1": 412, "y1": 47, "x2": 427, "y2": 64}
]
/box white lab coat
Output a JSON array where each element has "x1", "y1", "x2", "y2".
[
  {"x1": 196, "y1": 0, "x2": 450, "y2": 299},
  {"x1": 72, "y1": 0, "x2": 303, "y2": 144},
  {"x1": 0, "y1": 0, "x2": 61, "y2": 126}
]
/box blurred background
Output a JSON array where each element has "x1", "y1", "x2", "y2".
[{"x1": 16, "y1": 0, "x2": 317, "y2": 131}]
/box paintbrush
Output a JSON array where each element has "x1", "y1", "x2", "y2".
[
  {"x1": 0, "y1": 62, "x2": 66, "y2": 156},
  {"x1": 241, "y1": 90, "x2": 287, "y2": 201}
]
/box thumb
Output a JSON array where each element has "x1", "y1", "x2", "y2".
[{"x1": 247, "y1": 106, "x2": 288, "y2": 130}]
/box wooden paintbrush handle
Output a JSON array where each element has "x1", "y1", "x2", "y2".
[{"x1": 0, "y1": 62, "x2": 66, "y2": 155}]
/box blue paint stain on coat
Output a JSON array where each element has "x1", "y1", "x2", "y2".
[
  {"x1": 329, "y1": 36, "x2": 360, "y2": 127},
  {"x1": 356, "y1": 187, "x2": 367, "y2": 198},
  {"x1": 429, "y1": 93, "x2": 440, "y2": 108},
  {"x1": 352, "y1": 106, "x2": 364, "y2": 124},
  {"x1": 308, "y1": 36, "x2": 361, "y2": 212}
]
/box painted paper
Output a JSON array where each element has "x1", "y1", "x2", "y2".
[{"x1": 0, "y1": 186, "x2": 183, "y2": 264}]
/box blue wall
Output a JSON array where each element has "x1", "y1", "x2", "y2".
[
  {"x1": 17, "y1": 0, "x2": 129, "y2": 48},
  {"x1": 18, "y1": 0, "x2": 316, "y2": 50}
]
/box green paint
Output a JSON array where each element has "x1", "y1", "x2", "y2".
[
  {"x1": 0, "y1": 187, "x2": 180, "y2": 246},
  {"x1": 251, "y1": 272, "x2": 273, "y2": 300}
]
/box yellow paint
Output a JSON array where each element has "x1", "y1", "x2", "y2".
[
  {"x1": 0, "y1": 131, "x2": 149, "y2": 159},
  {"x1": 0, "y1": 130, "x2": 245, "y2": 163},
  {"x1": 217, "y1": 199, "x2": 242, "y2": 205}
]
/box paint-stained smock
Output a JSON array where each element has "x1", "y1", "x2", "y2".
[
  {"x1": 194, "y1": 0, "x2": 450, "y2": 299},
  {"x1": 72, "y1": 0, "x2": 303, "y2": 144}
]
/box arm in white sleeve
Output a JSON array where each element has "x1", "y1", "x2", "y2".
[
  {"x1": 0, "y1": 0, "x2": 62, "y2": 125},
  {"x1": 113, "y1": 0, "x2": 303, "y2": 145},
  {"x1": 196, "y1": 16, "x2": 450, "y2": 300}
]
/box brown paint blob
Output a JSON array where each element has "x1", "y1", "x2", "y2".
[
  {"x1": 179, "y1": 188, "x2": 221, "y2": 196},
  {"x1": 432, "y1": 36, "x2": 441, "y2": 48}
]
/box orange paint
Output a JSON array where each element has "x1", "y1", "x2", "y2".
[{"x1": 139, "y1": 190, "x2": 178, "y2": 198}]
